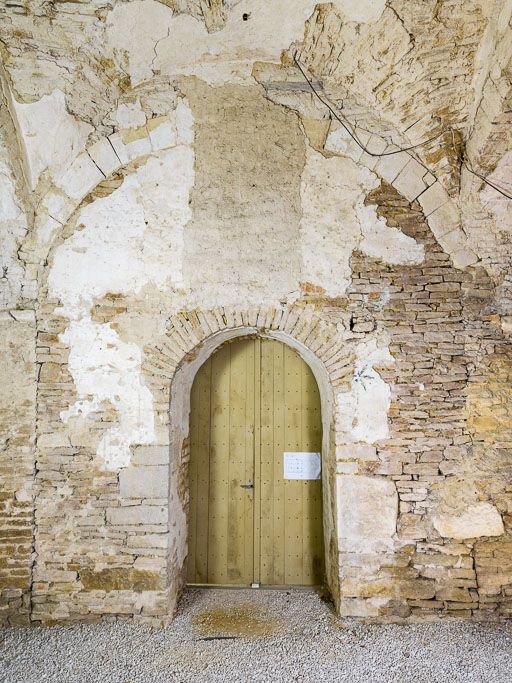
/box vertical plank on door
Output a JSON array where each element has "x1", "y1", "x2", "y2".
[
  {"x1": 208, "y1": 344, "x2": 231, "y2": 584},
  {"x1": 301, "y1": 359, "x2": 324, "y2": 585},
  {"x1": 272, "y1": 341, "x2": 286, "y2": 584},
  {"x1": 227, "y1": 339, "x2": 256, "y2": 584},
  {"x1": 253, "y1": 339, "x2": 262, "y2": 585},
  {"x1": 243, "y1": 340, "x2": 256, "y2": 583},
  {"x1": 259, "y1": 339, "x2": 275, "y2": 584},
  {"x1": 283, "y1": 345, "x2": 304, "y2": 583},
  {"x1": 227, "y1": 340, "x2": 246, "y2": 583}
]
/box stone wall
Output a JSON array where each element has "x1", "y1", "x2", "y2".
[
  {"x1": 0, "y1": 311, "x2": 36, "y2": 626},
  {"x1": 0, "y1": 0, "x2": 512, "y2": 626}
]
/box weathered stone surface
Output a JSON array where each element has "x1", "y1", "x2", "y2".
[
  {"x1": 119, "y1": 466, "x2": 169, "y2": 499},
  {"x1": 106, "y1": 506, "x2": 168, "y2": 526},
  {"x1": 337, "y1": 475, "x2": 397, "y2": 552},
  {"x1": 433, "y1": 503, "x2": 505, "y2": 540},
  {"x1": 1, "y1": 0, "x2": 512, "y2": 627},
  {"x1": 0, "y1": 315, "x2": 36, "y2": 625},
  {"x1": 80, "y1": 568, "x2": 162, "y2": 591}
]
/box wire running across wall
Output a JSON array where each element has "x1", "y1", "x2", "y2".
[{"x1": 293, "y1": 53, "x2": 512, "y2": 201}]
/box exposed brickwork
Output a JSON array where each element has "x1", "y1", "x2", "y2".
[
  {"x1": 1, "y1": 0, "x2": 512, "y2": 629},
  {"x1": 338, "y1": 181, "x2": 511, "y2": 619},
  {"x1": 0, "y1": 312, "x2": 36, "y2": 626}
]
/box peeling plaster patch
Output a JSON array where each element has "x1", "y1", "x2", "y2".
[
  {"x1": 115, "y1": 99, "x2": 147, "y2": 128},
  {"x1": 299, "y1": 149, "x2": 424, "y2": 295},
  {"x1": 106, "y1": 2, "x2": 174, "y2": 86},
  {"x1": 49, "y1": 147, "x2": 193, "y2": 313},
  {"x1": 480, "y1": 151, "x2": 512, "y2": 233},
  {"x1": 0, "y1": 157, "x2": 27, "y2": 308},
  {"x1": 13, "y1": 90, "x2": 92, "y2": 190},
  {"x1": 337, "y1": 337, "x2": 394, "y2": 444},
  {"x1": 107, "y1": 0, "x2": 383, "y2": 86},
  {"x1": 300, "y1": 149, "x2": 377, "y2": 297},
  {"x1": 60, "y1": 317, "x2": 155, "y2": 470},
  {"x1": 433, "y1": 502, "x2": 504, "y2": 540},
  {"x1": 48, "y1": 131, "x2": 194, "y2": 469},
  {"x1": 357, "y1": 203, "x2": 425, "y2": 265}
]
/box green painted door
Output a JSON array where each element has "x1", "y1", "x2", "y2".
[{"x1": 187, "y1": 338, "x2": 324, "y2": 586}]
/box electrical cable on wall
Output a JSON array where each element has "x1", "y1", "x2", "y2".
[{"x1": 293, "y1": 53, "x2": 512, "y2": 201}]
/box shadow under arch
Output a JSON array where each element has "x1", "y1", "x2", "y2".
[{"x1": 167, "y1": 324, "x2": 339, "y2": 612}]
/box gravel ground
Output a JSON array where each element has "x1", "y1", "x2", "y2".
[{"x1": 1, "y1": 588, "x2": 511, "y2": 683}]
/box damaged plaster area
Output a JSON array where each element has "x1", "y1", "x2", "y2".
[
  {"x1": 337, "y1": 337, "x2": 395, "y2": 445},
  {"x1": 0, "y1": 154, "x2": 27, "y2": 309},
  {"x1": 300, "y1": 148, "x2": 425, "y2": 296},
  {"x1": 106, "y1": 0, "x2": 386, "y2": 87},
  {"x1": 13, "y1": 90, "x2": 93, "y2": 191},
  {"x1": 45, "y1": 79, "x2": 426, "y2": 470},
  {"x1": 48, "y1": 114, "x2": 194, "y2": 469}
]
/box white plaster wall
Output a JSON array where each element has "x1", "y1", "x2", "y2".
[
  {"x1": 106, "y1": 0, "x2": 385, "y2": 87},
  {"x1": 0, "y1": 155, "x2": 27, "y2": 308},
  {"x1": 48, "y1": 136, "x2": 194, "y2": 468},
  {"x1": 300, "y1": 149, "x2": 424, "y2": 296},
  {"x1": 13, "y1": 90, "x2": 92, "y2": 190}
]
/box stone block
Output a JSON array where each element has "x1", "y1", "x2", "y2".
[
  {"x1": 338, "y1": 597, "x2": 389, "y2": 617},
  {"x1": 80, "y1": 567, "x2": 162, "y2": 591},
  {"x1": 337, "y1": 444, "x2": 377, "y2": 461},
  {"x1": 451, "y1": 248, "x2": 479, "y2": 269},
  {"x1": 127, "y1": 533, "x2": 169, "y2": 549},
  {"x1": 119, "y1": 465, "x2": 169, "y2": 499},
  {"x1": 87, "y1": 138, "x2": 122, "y2": 176},
  {"x1": 417, "y1": 181, "x2": 450, "y2": 216},
  {"x1": 336, "y1": 461, "x2": 359, "y2": 474},
  {"x1": 374, "y1": 150, "x2": 410, "y2": 184},
  {"x1": 55, "y1": 152, "x2": 104, "y2": 201},
  {"x1": 148, "y1": 117, "x2": 177, "y2": 151},
  {"x1": 437, "y1": 228, "x2": 467, "y2": 254},
  {"x1": 107, "y1": 133, "x2": 129, "y2": 164},
  {"x1": 337, "y1": 475, "x2": 397, "y2": 552},
  {"x1": 392, "y1": 160, "x2": 428, "y2": 201},
  {"x1": 132, "y1": 445, "x2": 169, "y2": 465},
  {"x1": 340, "y1": 577, "x2": 435, "y2": 600},
  {"x1": 436, "y1": 586, "x2": 475, "y2": 602},
  {"x1": 433, "y1": 502, "x2": 505, "y2": 540},
  {"x1": 125, "y1": 136, "x2": 152, "y2": 160},
  {"x1": 106, "y1": 505, "x2": 168, "y2": 526}
]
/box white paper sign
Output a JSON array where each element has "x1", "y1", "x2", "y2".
[{"x1": 283, "y1": 452, "x2": 321, "y2": 480}]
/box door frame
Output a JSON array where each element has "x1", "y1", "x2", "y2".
[
  {"x1": 186, "y1": 336, "x2": 325, "y2": 588},
  {"x1": 168, "y1": 326, "x2": 337, "y2": 602}
]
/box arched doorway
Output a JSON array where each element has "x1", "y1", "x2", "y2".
[{"x1": 187, "y1": 337, "x2": 324, "y2": 587}]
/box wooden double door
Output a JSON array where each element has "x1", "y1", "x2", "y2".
[{"x1": 187, "y1": 338, "x2": 324, "y2": 587}]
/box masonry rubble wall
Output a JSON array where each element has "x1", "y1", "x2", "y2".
[{"x1": 0, "y1": 0, "x2": 511, "y2": 626}]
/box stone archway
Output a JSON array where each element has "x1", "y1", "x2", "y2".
[{"x1": 140, "y1": 303, "x2": 398, "y2": 618}]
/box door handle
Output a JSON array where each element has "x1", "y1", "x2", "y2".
[{"x1": 240, "y1": 482, "x2": 254, "y2": 489}]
